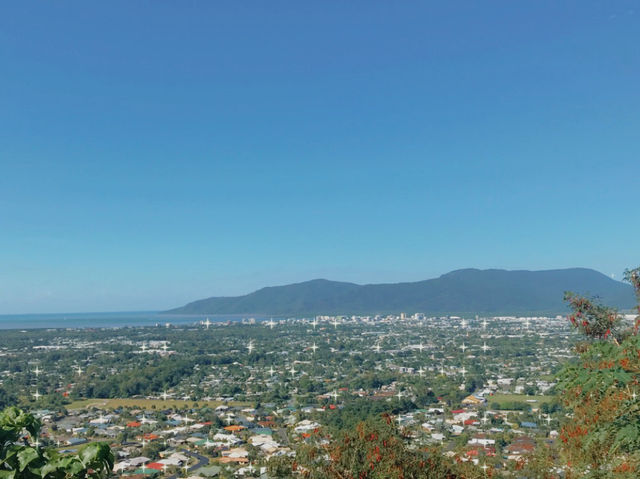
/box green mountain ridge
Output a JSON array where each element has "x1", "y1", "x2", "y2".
[{"x1": 166, "y1": 267, "x2": 636, "y2": 316}]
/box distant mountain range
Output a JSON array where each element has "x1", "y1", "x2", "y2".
[{"x1": 166, "y1": 268, "x2": 636, "y2": 316}]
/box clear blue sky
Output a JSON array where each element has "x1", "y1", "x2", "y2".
[{"x1": 1, "y1": 1, "x2": 638, "y2": 313}]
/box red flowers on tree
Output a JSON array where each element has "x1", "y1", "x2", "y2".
[
  {"x1": 557, "y1": 266, "x2": 640, "y2": 478},
  {"x1": 563, "y1": 291, "x2": 624, "y2": 341}
]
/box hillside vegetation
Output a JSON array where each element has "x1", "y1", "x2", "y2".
[{"x1": 168, "y1": 268, "x2": 635, "y2": 316}]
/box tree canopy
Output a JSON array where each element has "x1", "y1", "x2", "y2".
[{"x1": 557, "y1": 267, "x2": 640, "y2": 478}]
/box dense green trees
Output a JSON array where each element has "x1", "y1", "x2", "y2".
[
  {"x1": 72, "y1": 357, "x2": 198, "y2": 399},
  {"x1": 0, "y1": 391, "x2": 17, "y2": 411},
  {"x1": 319, "y1": 398, "x2": 415, "y2": 433}
]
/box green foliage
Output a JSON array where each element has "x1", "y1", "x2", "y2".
[
  {"x1": 141, "y1": 439, "x2": 166, "y2": 461},
  {"x1": 74, "y1": 358, "x2": 197, "y2": 398},
  {"x1": 624, "y1": 267, "x2": 640, "y2": 330},
  {"x1": 556, "y1": 266, "x2": 640, "y2": 478},
  {"x1": 0, "y1": 391, "x2": 17, "y2": 412},
  {"x1": 0, "y1": 406, "x2": 113, "y2": 479},
  {"x1": 623, "y1": 268, "x2": 640, "y2": 304},
  {"x1": 267, "y1": 454, "x2": 295, "y2": 477},
  {"x1": 295, "y1": 414, "x2": 482, "y2": 479},
  {"x1": 319, "y1": 398, "x2": 415, "y2": 433}
]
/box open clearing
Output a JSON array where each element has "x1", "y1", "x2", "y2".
[
  {"x1": 488, "y1": 393, "x2": 555, "y2": 406},
  {"x1": 67, "y1": 398, "x2": 253, "y2": 410}
]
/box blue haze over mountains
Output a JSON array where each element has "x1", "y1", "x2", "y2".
[{"x1": 167, "y1": 268, "x2": 636, "y2": 316}]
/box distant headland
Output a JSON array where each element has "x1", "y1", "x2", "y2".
[{"x1": 166, "y1": 268, "x2": 636, "y2": 316}]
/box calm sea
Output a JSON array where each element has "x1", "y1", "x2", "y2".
[{"x1": 0, "y1": 311, "x2": 270, "y2": 330}]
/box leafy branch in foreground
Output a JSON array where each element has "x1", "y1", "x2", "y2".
[{"x1": 0, "y1": 406, "x2": 114, "y2": 479}]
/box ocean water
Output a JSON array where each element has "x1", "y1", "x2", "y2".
[{"x1": 0, "y1": 311, "x2": 269, "y2": 330}]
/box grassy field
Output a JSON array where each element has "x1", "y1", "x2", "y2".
[
  {"x1": 488, "y1": 393, "x2": 556, "y2": 406},
  {"x1": 67, "y1": 398, "x2": 253, "y2": 410}
]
